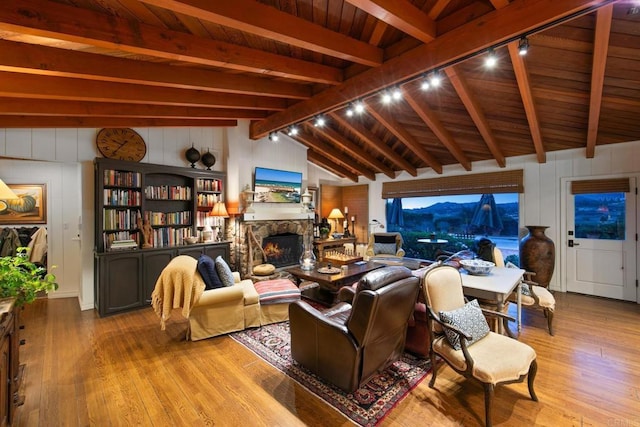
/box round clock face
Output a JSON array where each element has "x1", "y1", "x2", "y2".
[{"x1": 96, "y1": 128, "x2": 147, "y2": 162}]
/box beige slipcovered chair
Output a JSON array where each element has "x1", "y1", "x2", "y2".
[
  {"x1": 365, "y1": 232, "x2": 405, "y2": 259},
  {"x1": 492, "y1": 247, "x2": 556, "y2": 336},
  {"x1": 423, "y1": 264, "x2": 538, "y2": 427},
  {"x1": 152, "y1": 255, "x2": 261, "y2": 341}
]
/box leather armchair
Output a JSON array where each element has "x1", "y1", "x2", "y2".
[{"x1": 289, "y1": 266, "x2": 420, "y2": 393}]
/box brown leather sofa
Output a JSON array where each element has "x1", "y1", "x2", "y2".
[{"x1": 289, "y1": 266, "x2": 420, "y2": 392}]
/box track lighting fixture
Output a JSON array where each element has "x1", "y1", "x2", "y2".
[
  {"x1": 429, "y1": 71, "x2": 442, "y2": 87},
  {"x1": 287, "y1": 126, "x2": 298, "y2": 136},
  {"x1": 314, "y1": 115, "x2": 326, "y2": 127},
  {"x1": 354, "y1": 100, "x2": 365, "y2": 114},
  {"x1": 381, "y1": 90, "x2": 392, "y2": 104},
  {"x1": 268, "y1": 131, "x2": 279, "y2": 142},
  {"x1": 420, "y1": 75, "x2": 430, "y2": 91},
  {"x1": 391, "y1": 86, "x2": 402, "y2": 101},
  {"x1": 518, "y1": 37, "x2": 529, "y2": 55},
  {"x1": 485, "y1": 48, "x2": 498, "y2": 67}
]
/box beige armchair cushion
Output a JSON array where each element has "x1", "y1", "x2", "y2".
[
  {"x1": 432, "y1": 332, "x2": 536, "y2": 384},
  {"x1": 525, "y1": 285, "x2": 555, "y2": 310}
]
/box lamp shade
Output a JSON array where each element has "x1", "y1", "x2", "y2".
[
  {"x1": 209, "y1": 201, "x2": 229, "y2": 218},
  {"x1": 328, "y1": 208, "x2": 344, "y2": 220},
  {"x1": 0, "y1": 179, "x2": 18, "y2": 199}
]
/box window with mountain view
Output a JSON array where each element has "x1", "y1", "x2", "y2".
[
  {"x1": 574, "y1": 193, "x2": 625, "y2": 240},
  {"x1": 386, "y1": 193, "x2": 519, "y2": 262}
]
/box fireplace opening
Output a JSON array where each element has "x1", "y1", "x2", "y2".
[{"x1": 262, "y1": 233, "x2": 302, "y2": 268}]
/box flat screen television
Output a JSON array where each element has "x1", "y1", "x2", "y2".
[{"x1": 253, "y1": 167, "x2": 302, "y2": 203}]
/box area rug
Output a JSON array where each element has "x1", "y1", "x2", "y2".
[{"x1": 230, "y1": 321, "x2": 431, "y2": 426}]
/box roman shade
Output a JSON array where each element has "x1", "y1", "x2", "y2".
[
  {"x1": 570, "y1": 178, "x2": 630, "y2": 194},
  {"x1": 382, "y1": 170, "x2": 523, "y2": 199}
]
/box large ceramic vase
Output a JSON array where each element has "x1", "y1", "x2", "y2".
[{"x1": 519, "y1": 225, "x2": 555, "y2": 287}]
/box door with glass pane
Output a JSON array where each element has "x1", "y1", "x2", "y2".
[{"x1": 565, "y1": 178, "x2": 637, "y2": 301}]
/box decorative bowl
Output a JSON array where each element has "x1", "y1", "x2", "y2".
[
  {"x1": 184, "y1": 236, "x2": 199, "y2": 244},
  {"x1": 460, "y1": 259, "x2": 495, "y2": 275}
]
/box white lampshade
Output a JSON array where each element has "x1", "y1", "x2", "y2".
[
  {"x1": 0, "y1": 179, "x2": 17, "y2": 199},
  {"x1": 327, "y1": 208, "x2": 344, "y2": 220}
]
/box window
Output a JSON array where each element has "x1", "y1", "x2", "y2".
[{"x1": 574, "y1": 193, "x2": 626, "y2": 240}]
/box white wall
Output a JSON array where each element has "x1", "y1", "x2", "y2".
[
  {"x1": 1, "y1": 123, "x2": 639, "y2": 307},
  {"x1": 363, "y1": 141, "x2": 640, "y2": 291}
]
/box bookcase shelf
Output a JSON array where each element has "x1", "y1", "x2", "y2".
[{"x1": 94, "y1": 158, "x2": 229, "y2": 317}]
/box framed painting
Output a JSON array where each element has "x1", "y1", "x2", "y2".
[{"x1": 0, "y1": 184, "x2": 47, "y2": 224}]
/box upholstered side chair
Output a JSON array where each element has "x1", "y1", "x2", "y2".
[
  {"x1": 423, "y1": 265, "x2": 538, "y2": 427},
  {"x1": 365, "y1": 232, "x2": 405, "y2": 259}
]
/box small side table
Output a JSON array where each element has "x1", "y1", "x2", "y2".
[{"x1": 313, "y1": 236, "x2": 356, "y2": 261}]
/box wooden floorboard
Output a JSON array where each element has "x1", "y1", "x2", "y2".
[{"x1": 11, "y1": 292, "x2": 640, "y2": 426}]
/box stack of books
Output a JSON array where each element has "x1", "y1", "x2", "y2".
[{"x1": 109, "y1": 239, "x2": 139, "y2": 251}]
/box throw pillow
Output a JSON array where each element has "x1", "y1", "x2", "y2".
[
  {"x1": 374, "y1": 234, "x2": 397, "y2": 244},
  {"x1": 439, "y1": 299, "x2": 490, "y2": 350},
  {"x1": 215, "y1": 256, "x2": 235, "y2": 287},
  {"x1": 374, "y1": 242, "x2": 397, "y2": 255},
  {"x1": 197, "y1": 255, "x2": 224, "y2": 290}
]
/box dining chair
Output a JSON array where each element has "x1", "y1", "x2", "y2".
[{"x1": 423, "y1": 264, "x2": 538, "y2": 427}]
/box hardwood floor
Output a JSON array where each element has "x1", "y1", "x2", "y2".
[{"x1": 12, "y1": 292, "x2": 640, "y2": 426}]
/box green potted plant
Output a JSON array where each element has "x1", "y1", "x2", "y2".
[
  {"x1": 0, "y1": 248, "x2": 58, "y2": 307},
  {"x1": 319, "y1": 226, "x2": 330, "y2": 240}
]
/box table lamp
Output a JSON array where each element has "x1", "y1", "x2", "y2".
[
  {"x1": 209, "y1": 201, "x2": 229, "y2": 241},
  {"x1": 328, "y1": 208, "x2": 344, "y2": 234}
]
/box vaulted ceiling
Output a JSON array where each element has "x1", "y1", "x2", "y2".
[{"x1": 1, "y1": 0, "x2": 638, "y2": 181}]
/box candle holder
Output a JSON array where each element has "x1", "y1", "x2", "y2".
[{"x1": 299, "y1": 234, "x2": 317, "y2": 270}]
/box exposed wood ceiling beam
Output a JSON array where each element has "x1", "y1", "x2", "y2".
[
  {"x1": 251, "y1": 0, "x2": 610, "y2": 138},
  {"x1": 0, "y1": 72, "x2": 286, "y2": 110},
  {"x1": 300, "y1": 124, "x2": 377, "y2": 180},
  {"x1": 0, "y1": 0, "x2": 342, "y2": 85},
  {"x1": 490, "y1": 0, "x2": 511, "y2": 9},
  {"x1": 138, "y1": 0, "x2": 382, "y2": 67},
  {"x1": 306, "y1": 150, "x2": 359, "y2": 182},
  {"x1": 428, "y1": 0, "x2": 453, "y2": 20},
  {"x1": 508, "y1": 41, "x2": 546, "y2": 163},
  {"x1": 328, "y1": 112, "x2": 417, "y2": 176},
  {"x1": 445, "y1": 66, "x2": 507, "y2": 167},
  {"x1": 344, "y1": 0, "x2": 436, "y2": 43},
  {"x1": 311, "y1": 124, "x2": 395, "y2": 178},
  {"x1": 367, "y1": 106, "x2": 443, "y2": 173},
  {"x1": 0, "y1": 116, "x2": 237, "y2": 128},
  {"x1": 0, "y1": 40, "x2": 311, "y2": 100},
  {"x1": 0, "y1": 97, "x2": 266, "y2": 119},
  {"x1": 586, "y1": 4, "x2": 613, "y2": 158},
  {"x1": 403, "y1": 88, "x2": 472, "y2": 170}
]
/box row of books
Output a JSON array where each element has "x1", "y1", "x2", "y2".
[
  {"x1": 144, "y1": 185, "x2": 192, "y2": 200},
  {"x1": 196, "y1": 178, "x2": 222, "y2": 192},
  {"x1": 103, "y1": 209, "x2": 139, "y2": 230},
  {"x1": 103, "y1": 189, "x2": 142, "y2": 206},
  {"x1": 145, "y1": 210, "x2": 191, "y2": 226},
  {"x1": 103, "y1": 170, "x2": 141, "y2": 188},
  {"x1": 149, "y1": 227, "x2": 192, "y2": 248},
  {"x1": 197, "y1": 193, "x2": 218, "y2": 207}
]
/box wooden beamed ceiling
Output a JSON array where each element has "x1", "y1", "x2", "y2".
[{"x1": 1, "y1": 0, "x2": 638, "y2": 182}]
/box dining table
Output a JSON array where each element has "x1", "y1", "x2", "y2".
[{"x1": 460, "y1": 266, "x2": 524, "y2": 333}]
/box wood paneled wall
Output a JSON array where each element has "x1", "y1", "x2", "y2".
[{"x1": 320, "y1": 184, "x2": 368, "y2": 242}]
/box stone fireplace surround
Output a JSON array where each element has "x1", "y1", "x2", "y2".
[{"x1": 237, "y1": 218, "x2": 313, "y2": 278}]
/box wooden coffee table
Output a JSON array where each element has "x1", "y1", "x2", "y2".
[{"x1": 285, "y1": 261, "x2": 383, "y2": 305}]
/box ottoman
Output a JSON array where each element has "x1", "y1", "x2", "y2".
[{"x1": 253, "y1": 279, "x2": 301, "y2": 325}]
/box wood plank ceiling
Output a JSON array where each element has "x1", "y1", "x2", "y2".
[{"x1": 0, "y1": 0, "x2": 638, "y2": 181}]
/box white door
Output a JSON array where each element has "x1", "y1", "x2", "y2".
[{"x1": 565, "y1": 178, "x2": 637, "y2": 301}]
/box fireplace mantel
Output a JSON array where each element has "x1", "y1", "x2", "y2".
[{"x1": 242, "y1": 206, "x2": 315, "y2": 222}]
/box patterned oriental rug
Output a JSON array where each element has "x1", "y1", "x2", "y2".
[{"x1": 230, "y1": 321, "x2": 431, "y2": 426}]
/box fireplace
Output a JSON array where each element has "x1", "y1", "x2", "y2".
[{"x1": 261, "y1": 232, "x2": 302, "y2": 268}]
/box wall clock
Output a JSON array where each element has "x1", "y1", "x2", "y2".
[{"x1": 96, "y1": 128, "x2": 147, "y2": 162}]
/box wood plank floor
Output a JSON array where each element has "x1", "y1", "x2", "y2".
[{"x1": 12, "y1": 292, "x2": 640, "y2": 426}]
